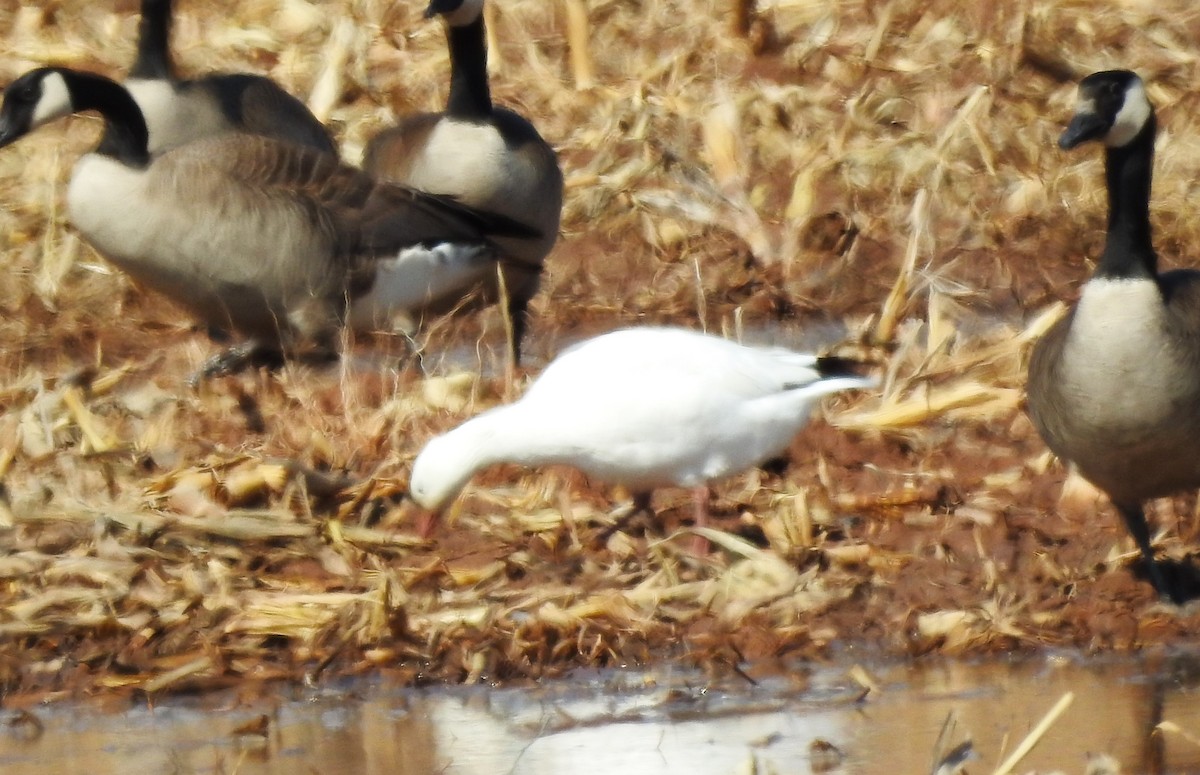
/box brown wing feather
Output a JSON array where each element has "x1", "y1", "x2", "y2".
[
  {"x1": 228, "y1": 77, "x2": 338, "y2": 156},
  {"x1": 363, "y1": 113, "x2": 441, "y2": 182},
  {"x1": 187, "y1": 134, "x2": 538, "y2": 258}
]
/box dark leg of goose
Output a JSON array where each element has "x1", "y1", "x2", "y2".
[
  {"x1": 595, "y1": 491, "x2": 655, "y2": 545},
  {"x1": 190, "y1": 341, "x2": 284, "y2": 385},
  {"x1": 401, "y1": 330, "x2": 426, "y2": 374},
  {"x1": 498, "y1": 262, "x2": 541, "y2": 373},
  {"x1": 508, "y1": 294, "x2": 529, "y2": 369},
  {"x1": 1116, "y1": 502, "x2": 1179, "y2": 603},
  {"x1": 204, "y1": 325, "x2": 232, "y2": 343}
]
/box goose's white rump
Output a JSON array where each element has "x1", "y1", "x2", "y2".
[{"x1": 410, "y1": 326, "x2": 876, "y2": 513}]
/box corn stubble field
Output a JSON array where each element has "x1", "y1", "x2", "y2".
[{"x1": 3, "y1": 0, "x2": 1200, "y2": 699}]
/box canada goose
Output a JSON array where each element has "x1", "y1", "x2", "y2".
[
  {"x1": 364, "y1": 0, "x2": 564, "y2": 366},
  {"x1": 409, "y1": 327, "x2": 875, "y2": 542},
  {"x1": 0, "y1": 67, "x2": 537, "y2": 376},
  {"x1": 1027, "y1": 70, "x2": 1200, "y2": 603},
  {"x1": 126, "y1": 0, "x2": 337, "y2": 156}
]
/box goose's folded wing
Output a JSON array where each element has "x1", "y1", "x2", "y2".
[
  {"x1": 214, "y1": 135, "x2": 538, "y2": 248},
  {"x1": 202, "y1": 74, "x2": 337, "y2": 156}
]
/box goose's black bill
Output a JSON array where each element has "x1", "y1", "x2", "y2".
[{"x1": 1059, "y1": 111, "x2": 1110, "y2": 150}]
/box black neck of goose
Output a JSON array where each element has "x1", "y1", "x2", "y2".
[
  {"x1": 445, "y1": 17, "x2": 493, "y2": 120},
  {"x1": 1096, "y1": 113, "x2": 1158, "y2": 280},
  {"x1": 129, "y1": 0, "x2": 175, "y2": 80},
  {"x1": 69, "y1": 72, "x2": 151, "y2": 167}
]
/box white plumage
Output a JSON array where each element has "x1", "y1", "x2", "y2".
[
  {"x1": 345, "y1": 243, "x2": 498, "y2": 331},
  {"x1": 410, "y1": 327, "x2": 876, "y2": 537}
]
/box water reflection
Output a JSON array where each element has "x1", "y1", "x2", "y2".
[{"x1": 3, "y1": 654, "x2": 1200, "y2": 774}]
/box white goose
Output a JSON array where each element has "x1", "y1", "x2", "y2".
[
  {"x1": 410, "y1": 327, "x2": 876, "y2": 542},
  {"x1": 1028, "y1": 70, "x2": 1200, "y2": 602}
]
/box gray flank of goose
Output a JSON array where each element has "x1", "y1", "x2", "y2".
[
  {"x1": 125, "y1": 0, "x2": 336, "y2": 156},
  {"x1": 0, "y1": 67, "x2": 540, "y2": 378},
  {"x1": 364, "y1": 0, "x2": 564, "y2": 366},
  {"x1": 1027, "y1": 70, "x2": 1200, "y2": 603}
]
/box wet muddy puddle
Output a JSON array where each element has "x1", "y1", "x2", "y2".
[{"x1": 5, "y1": 652, "x2": 1200, "y2": 774}]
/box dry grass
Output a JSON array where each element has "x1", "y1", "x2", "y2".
[{"x1": 4, "y1": 0, "x2": 1200, "y2": 700}]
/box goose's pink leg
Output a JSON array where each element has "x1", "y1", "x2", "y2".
[{"x1": 690, "y1": 485, "x2": 712, "y2": 555}]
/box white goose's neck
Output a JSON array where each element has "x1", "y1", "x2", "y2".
[
  {"x1": 419, "y1": 399, "x2": 593, "y2": 508},
  {"x1": 446, "y1": 404, "x2": 550, "y2": 470}
]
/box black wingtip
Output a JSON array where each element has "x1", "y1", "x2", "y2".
[
  {"x1": 814, "y1": 355, "x2": 874, "y2": 379},
  {"x1": 487, "y1": 213, "x2": 544, "y2": 241},
  {"x1": 1059, "y1": 111, "x2": 1108, "y2": 150},
  {"x1": 424, "y1": 191, "x2": 544, "y2": 241}
]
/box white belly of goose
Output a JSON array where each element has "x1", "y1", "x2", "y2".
[
  {"x1": 66, "y1": 152, "x2": 332, "y2": 319},
  {"x1": 1059, "y1": 278, "x2": 1179, "y2": 431},
  {"x1": 68, "y1": 154, "x2": 270, "y2": 284},
  {"x1": 401, "y1": 122, "x2": 533, "y2": 214},
  {"x1": 346, "y1": 242, "x2": 497, "y2": 331},
  {"x1": 67, "y1": 154, "x2": 168, "y2": 270}
]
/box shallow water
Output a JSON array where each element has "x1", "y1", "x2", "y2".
[{"x1": 4, "y1": 652, "x2": 1200, "y2": 774}]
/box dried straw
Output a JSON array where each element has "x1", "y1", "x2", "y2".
[{"x1": 991, "y1": 692, "x2": 1075, "y2": 775}]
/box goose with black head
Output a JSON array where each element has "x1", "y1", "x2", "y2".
[
  {"x1": 126, "y1": 0, "x2": 337, "y2": 156},
  {"x1": 1028, "y1": 70, "x2": 1200, "y2": 603},
  {"x1": 365, "y1": 0, "x2": 563, "y2": 366},
  {"x1": 0, "y1": 67, "x2": 539, "y2": 378}
]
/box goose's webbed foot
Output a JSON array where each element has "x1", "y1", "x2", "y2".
[{"x1": 189, "y1": 342, "x2": 285, "y2": 385}]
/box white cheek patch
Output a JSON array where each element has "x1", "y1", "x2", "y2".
[
  {"x1": 347, "y1": 242, "x2": 496, "y2": 330},
  {"x1": 31, "y1": 72, "x2": 72, "y2": 128},
  {"x1": 1106, "y1": 79, "x2": 1151, "y2": 148}
]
